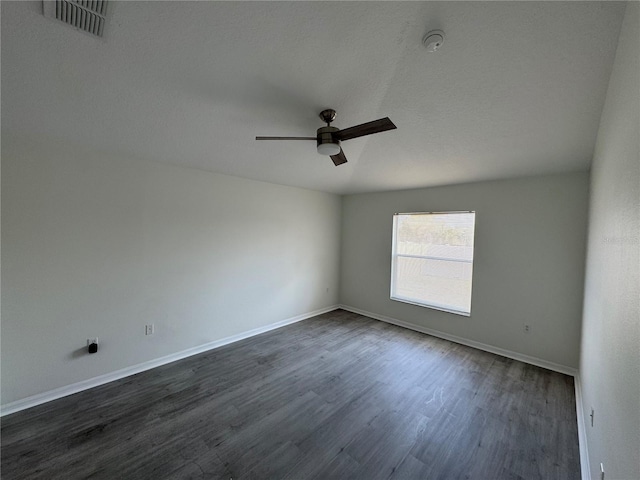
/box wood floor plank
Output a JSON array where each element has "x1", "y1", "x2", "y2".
[{"x1": 1, "y1": 310, "x2": 580, "y2": 479}]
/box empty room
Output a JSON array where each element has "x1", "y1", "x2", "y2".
[{"x1": 1, "y1": 1, "x2": 638, "y2": 479}]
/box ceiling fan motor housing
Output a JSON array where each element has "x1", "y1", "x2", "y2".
[{"x1": 317, "y1": 126, "x2": 341, "y2": 155}]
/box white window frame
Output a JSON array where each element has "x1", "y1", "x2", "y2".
[{"x1": 390, "y1": 211, "x2": 476, "y2": 316}]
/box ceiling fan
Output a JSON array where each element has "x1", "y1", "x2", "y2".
[{"x1": 256, "y1": 109, "x2": 397, "y2": 166}]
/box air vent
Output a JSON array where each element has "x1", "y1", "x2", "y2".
[{"x1": 42, "y1": 0, "x2": 108, "y2": 37}]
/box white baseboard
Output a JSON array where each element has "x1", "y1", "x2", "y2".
[
  {"x1": 339, "y1": 304, "x2": 578, "y2": 377},
  {"x1": 574, "y1": 374, "x2": 591, "y2": 480},
  {"x1": 0, "y1": 305, "x2": 339, "y2": 417}
]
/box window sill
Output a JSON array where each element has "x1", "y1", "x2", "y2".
[{"x1": 390, "y1": 296, "x2": 471, "y2": 317}]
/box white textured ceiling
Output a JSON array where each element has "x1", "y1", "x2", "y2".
[{"x1": 1, "y1": 1, "x2": 626, "y2": 194}]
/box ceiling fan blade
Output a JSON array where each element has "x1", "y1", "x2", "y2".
[
  {"x1": 335, "y1": 117, "x2": 397, "y2": 141},
  {"x1": 330, "y1": 149, "x2": 348, "y2": 166},
  {"x1": 255, "y1": 136, "x2": 316, "y2": 141}
]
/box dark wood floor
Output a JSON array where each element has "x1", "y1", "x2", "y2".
[{"x1": 1, "y1": 310, "x2": 580, "y2": 479}]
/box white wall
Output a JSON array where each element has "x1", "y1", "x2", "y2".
[
  {"x1": 340, "y1": 172, "x2": 589, "y2": 369},
  {"x1": 1, "y1": 137, "x2": 341, "y2": 406},
  {"x1": 580, "y1": 3, "x2": 640, "y2": 480}
]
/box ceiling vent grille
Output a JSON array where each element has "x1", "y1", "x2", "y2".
[{"x1": 42, "y1": 0, "x2": 108, "y2": 37}]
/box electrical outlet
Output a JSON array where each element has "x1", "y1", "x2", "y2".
[
  {"x1": 145, "y1": 324, "x2": 154, "y2": 336},
  {"x1": 590, "y1": 408, "x2": 595, "y2": 427},
  {"x1": 86, "y1": 337, "x2": 98, "y2": 346},
  {"x1": 524, "y1": 324, "x2": 531, "y2": 333}
]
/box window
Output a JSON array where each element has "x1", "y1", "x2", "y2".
[{"x1": 391, "y1": 211, "x2": 476, "y2": 316}]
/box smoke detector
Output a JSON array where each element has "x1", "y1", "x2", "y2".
[{"x1": 423, "y1": 30, "x2": 445, "y2": 52}]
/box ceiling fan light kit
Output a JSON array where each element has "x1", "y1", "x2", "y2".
[
  {"x1": 316, "y1": 114, "x2": 341, "y2": 155},
  {"x1": 317, "y1": 130, "x2": 341, "y2": 156},
  {"x1": 256, "y1": 108, "x2": 397, "y2": 166}
]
